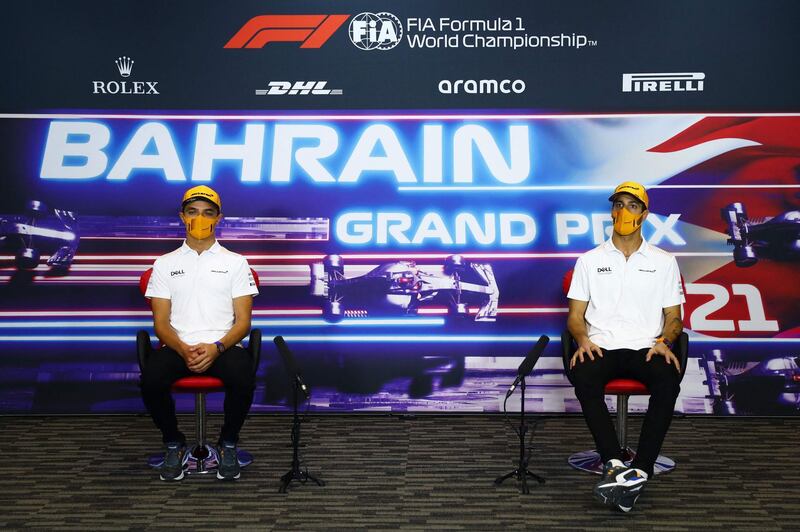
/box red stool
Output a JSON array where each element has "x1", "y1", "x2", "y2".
[
  {"x1": 170, "y1": 375, "x2": 226, "y2": 474},
  {"x1": 137, "y1": 267, "x2": 261, "y2": 475},
  {"x1": 561, "y1": 269, "x2": 688, "y2": 475},
  {"x1": 560, "y1": 328, "x2": 689, "y2": 475}
]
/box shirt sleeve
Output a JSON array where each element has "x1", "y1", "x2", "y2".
[
  {"x1": 566, "y1": 256, "x2": 590, "y2": 302},
  {"x1": 144, "y1": 259, "x2": 170, "y2": 300},
  {"x1": 662, "y1": 255, "x2": 686, "y2": 308},
  {"x1": 232, "y1": 257, "x2": 259, "y2": 299}
]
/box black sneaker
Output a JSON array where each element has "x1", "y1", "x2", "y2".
[
  {"x1": 593, "y1": 459, "x2": 648, "y2": 513},
  {"x1": 615, "y1": 480, "x2": 646, "y2": 513},
  {"x1": 216, "y1": 442, "x2": 241, "y2": 481},
  {"x1": 159, "y1": 442, "x2": 186, "y2": 481}
]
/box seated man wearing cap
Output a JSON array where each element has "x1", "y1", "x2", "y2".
[
  {"x1": 141, "y1": 185, "x2": 259, "y2": 481},
  {"x1": 566, "y1": 181, "x2": 684, "y2": 512}
]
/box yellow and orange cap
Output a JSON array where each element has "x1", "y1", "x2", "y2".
[
  {"x1": 608, "y1": 181, "x2": 649, "y2": 209},
  {"x1": 181, "y1": 185, "x2": 221, "y2": 211}
]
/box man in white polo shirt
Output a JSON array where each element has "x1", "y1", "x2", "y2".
[
  {"x1": 141, "y1": 185, "x2": 258, "y2": 481},
  {"x1": 566, "y1": 181, "x2": 684, "y2": 512}
]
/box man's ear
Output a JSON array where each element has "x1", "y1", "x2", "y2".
[{"x1": 179, "y1": 211, "x2": 187, "y2": 224}]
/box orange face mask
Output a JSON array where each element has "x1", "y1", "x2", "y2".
[
  {"x1": 185, "y1": 216, "x2": 216, "y2": 240},
  {"x1": 612, "y1": 207, "x2": 645, "y2": 235}
]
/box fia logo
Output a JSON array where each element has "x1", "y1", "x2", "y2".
[{"x1": 349, "y1": 12, "x2": 402, "y2": 50}]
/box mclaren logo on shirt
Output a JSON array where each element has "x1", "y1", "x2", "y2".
[
  {"x1": 638, "y1": 268, "x2": 656, "y2": 273},
  {"x1": 211, "y1": 269, "x2": 229, "y2": 274}
]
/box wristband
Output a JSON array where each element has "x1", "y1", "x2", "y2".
[
  {"x1": 655, "y1": 336, "x2": 673, "y2": 349},
  {"x1": 214, "y1": 340, "x2": 226, "y2": 353}
]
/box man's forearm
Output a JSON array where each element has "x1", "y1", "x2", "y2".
[
  {"x1": 217, "y1": 320, "x2": 251, "y2": 351},
  {"x1": 660, "y1": 316, "x2": 684, "y2": 344},
  {"x1": 567, "y1": 314, "x2": 590, "y2": 344},
  {"x1": 154, "y1": 322, "x2": 186, "y2": 353}
]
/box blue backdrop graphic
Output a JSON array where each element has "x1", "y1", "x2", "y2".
[{"x1": 0, "y1": 1, "x2": 798, "y2": 414}]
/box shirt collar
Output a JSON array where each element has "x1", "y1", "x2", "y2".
[
  {"x1": 179, "y1": 240, "x2": 222, "y2": 255},
  {"x1": 604, "y1": 237, "x2": 649, "y2": 257}
]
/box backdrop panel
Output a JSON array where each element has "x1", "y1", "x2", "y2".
[{"x1": 1, "y1": 1, "x2": 798, "y2": 414}]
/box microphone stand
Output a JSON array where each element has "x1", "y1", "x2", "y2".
[
  {"x1": 278, "y1": 378, "x2": 325, "y2": 493},
  {"x1": 494, "y1": 378, "x2": 545, "y2": 494}
]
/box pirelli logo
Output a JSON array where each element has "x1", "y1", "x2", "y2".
[
  {"x1": 224, "y1": 14, "x2": 349, "y2": 49},
  {"x1": 622, "y1": 72, "x2": 705, "y2": 93}
]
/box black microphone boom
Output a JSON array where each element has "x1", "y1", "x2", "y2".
[
  {"x1": 506, "y1": 335, "x2": 550, "y2": 398},
  {"x1": 273, "y1": 335, "x2": 310, "y2": 398},
  {"x1": 496, "y1": 334, "x2": 550, "y2": 493},
  {"x1": 273, "y1": 335, "x2": 324, "y2": 492}
]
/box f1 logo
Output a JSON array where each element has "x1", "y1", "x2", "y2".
[{"x1": 225, "y1": 14, "x2": 349, "y2": 49}]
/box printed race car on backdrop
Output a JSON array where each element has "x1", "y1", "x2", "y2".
[{"x1": 310, "y1": 254, "x2": 499, "y2": 323}]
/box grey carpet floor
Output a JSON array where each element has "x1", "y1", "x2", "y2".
[{"x1": 1, "y1": 415, "x2": 798, "y2": 530}]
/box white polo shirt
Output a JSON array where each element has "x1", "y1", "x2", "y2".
[
  {"x1": 145, "y1": 241, "x2": 258, "y2": 345},
  {"x1": 567, "y1": 238, "x2": 684, "y2": 351}
]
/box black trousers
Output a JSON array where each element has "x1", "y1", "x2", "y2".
[
  {"x1": 570, "y1": 347, "x2": 681, "y2": 477},
  {"x1": 140, "y1": 346, "x2": 255, "y2": 446}
]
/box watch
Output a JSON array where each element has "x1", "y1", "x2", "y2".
[{"x1": 214, "y1": 340, "x2": 226, "y2": 353}]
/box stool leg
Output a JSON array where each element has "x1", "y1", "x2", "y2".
[
  {"x1": 193, "y1": 393, "x2": 211, "y2": 474},
  {"x1": 616, "y1": 394, "x2": 628, "y2": 451},
  {"x1": 616, "y1": 394, "x2": 636, "y2": 463},
  {"x1": 196, "y1": 393, "x2": 205, "y2": 448}
]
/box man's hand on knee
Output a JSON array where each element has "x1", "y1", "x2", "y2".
[
  {"x1": 187, "y1": 343, "x2": 220, "y2": 373},
  {"x1": 570, "y1": 340, "x2": 603, "y2": 369},
  {"x1": 176, "y1": 342, "x2": 197, "y2": 366},
  {"x1": 645, "y1": 342, "x2": 681, "y2": 373}
]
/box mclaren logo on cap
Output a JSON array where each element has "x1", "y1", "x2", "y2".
[
  {"x1": 609, "y1": 181, "x2": 648, "y2": 208},
  {"x1": 182, "y1": 185, "x2": 221, "y2": 209}
]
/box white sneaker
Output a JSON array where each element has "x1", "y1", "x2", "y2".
[{"x1": 593, "y1": 459, "x2": 648, "y2": 512}]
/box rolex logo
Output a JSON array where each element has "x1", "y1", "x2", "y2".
[
  {"x1": 115, "y1": 56, "x2": 134, "y2": 78},
  {"x1": 92, "y1": 56, "x2": 159, "y2": 95}
]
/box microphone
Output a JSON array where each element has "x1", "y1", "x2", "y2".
[
  {"x1": 273, "y1": 336, "x2": 310, "y2": 399},
  {"x1": 506, "y1": 335, "x2": 550, "y2": 398}
]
